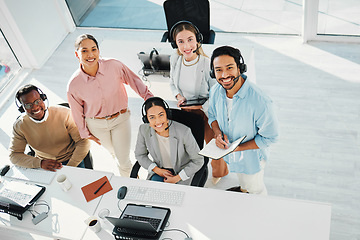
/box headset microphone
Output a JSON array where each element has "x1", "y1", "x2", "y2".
[
  {"x1": 164, "y1": 120, "x2": 172, "y2": 131},
  {"x1": 219, "y1": 75, "x2": 241, "y2": 91},
  {"x1": 193, "y1": 42, "x2": 202, "y2": 53}
]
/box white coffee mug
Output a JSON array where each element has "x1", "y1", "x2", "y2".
[
  {"x1": 85, "y1": 216, "x2": 101, "y2": 233},
  {"x1": 98, "y1": 208, "x2": 110, "y2": 219},
  {"x1": 56, "y1": 174, "x2": 72, "y2": 191}
]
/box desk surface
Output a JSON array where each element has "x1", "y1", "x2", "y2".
[
  {"x1": 0, "y1": 166, "x2": 113, "y2": 240},
  {"x1": 1, "y1": 167, "x2": 331, "y2": 240},
  {"x1": 84, "y1": 175, "x2": 331, "y2": 240}
]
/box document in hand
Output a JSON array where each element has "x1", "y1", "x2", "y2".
[{"x1": 198, "y1": 136, "x2": 246, "y2": 160}]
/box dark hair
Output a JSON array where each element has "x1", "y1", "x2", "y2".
[
  {"x1": 74, "y1": 34, "x2": 99, "y2": 51},
  {"x1": 144, "y1": 97, "x2": 168, "y2": 116},
  {"x1": 210, "y1": 46, "x2": 242, "y2": 70},
  {"x1": 16, "y1": 84, "x2": 39, "y2": 102}
]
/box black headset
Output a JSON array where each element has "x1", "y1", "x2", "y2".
[
  {"x1": 210, "y1": 49, "x2": 247, "y2": 78},
  {"x1": 169, "y1": 20, "x2": 203, "y2": 49},
  {"x1": 15, "y1": 86, "x2": 48, "y2": 113},
  {"x1": 149, "y1": 48, "x2": 160, "y2": 71},
  {"x1": 141, "y1": 97, "x2": 171, "y2": 123}
]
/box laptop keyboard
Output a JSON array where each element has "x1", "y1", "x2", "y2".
[
  {"x1": 126, "y1": 186, "x2": 184, "y2": 206},
  {"x1": 117, "y1": 227, "x2": 157, "y2": 237},
  {"x1": 123, "y1": 214, "x2": 161, "y2": 230}
]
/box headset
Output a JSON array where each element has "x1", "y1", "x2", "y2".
[
  {"x1": 169, "y1": 20, "x2": 203, "y2": 49},
  {"x1": 15, "y1": 85, "x2": 48, "y2": 113},
  {"x1": 149, "y1": 48, "x2": 160, "y2": 71},
  {"x1": 210, "y1": 48, "x2": 247, "y2": 78},
  {"x1": 141, "y1": 97, "x2": 171, "y2": 124}
]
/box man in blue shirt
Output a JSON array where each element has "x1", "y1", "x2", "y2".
[{"x1": 208, "y1": 46, "x2": 279, "y2": 195}]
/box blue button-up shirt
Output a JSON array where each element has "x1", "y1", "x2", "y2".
[{"x1": 208, "y1": 75, "x2": 279, "y2": 174}]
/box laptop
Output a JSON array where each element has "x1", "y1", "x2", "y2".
[{"x1": 106, "y1": 203, "x2": 171, "y2": 240}]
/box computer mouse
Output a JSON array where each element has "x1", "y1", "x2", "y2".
[
  {"x1": 117, "y1": 186, "x2": 127, "y2": 200},
  {"x1": 0, "y1": 165, "x2": 10, "y2": 176}
]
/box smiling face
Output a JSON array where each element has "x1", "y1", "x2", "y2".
[
  {"x1": 213, "y1": 55, "x2": 242, "y2": 91},
  {"x1": 175, "y1": 29, "x2": 198, "y2": 61},
  {"x1": 146, "y1": 105, "x2": 169, "y2": 136},
  {"x1": 20, "y1": 90, "x2": 46, "y2": 120},
  {"x1": 75, "y1": 38, "x2": 100, "y2": 74}
]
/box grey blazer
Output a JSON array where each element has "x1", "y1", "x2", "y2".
[{"x1": 134, "y1": 121, "x2": 204, "y2": 185}]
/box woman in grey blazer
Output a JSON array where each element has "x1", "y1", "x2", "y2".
[{"x1": 135, "y1": 97, "x2": 204, "y2": 185}]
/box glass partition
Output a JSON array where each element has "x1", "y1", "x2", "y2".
[
  {"x1": 318, "y1": 0, "x2": 360, "y2": 36},
  {"x1": 0, "y1": 29, "x2": 21, "y2": 93}
]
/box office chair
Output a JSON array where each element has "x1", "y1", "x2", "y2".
[
  {"x1": 26, "y1": 103, "x2": 94, "y2": 169},
  {"x1": 161, "y1": 0, "x2": 216, "y2": 45},
  {"x1": 130, "y1": 108, "x2": 209, "y2": 187}
]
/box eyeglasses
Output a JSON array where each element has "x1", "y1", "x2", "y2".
[{"x1": 23, "y1": 98, "x2": 43, "y2": 110}]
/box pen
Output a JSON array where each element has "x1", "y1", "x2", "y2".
[
  {"x1": 94, "y1": 181, "x2": 107, "y2": 194},
  {"x1": 221, "y1": 131, "x2": 228, "y2": 148}
]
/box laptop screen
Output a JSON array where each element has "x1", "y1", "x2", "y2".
[{"x1": 106, "y1": 203, "x2": 171, "y2": 239}]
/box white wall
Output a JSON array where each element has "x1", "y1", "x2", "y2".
[{"x1": 0, "y1": 0, "x2": 75, "y2": 69}]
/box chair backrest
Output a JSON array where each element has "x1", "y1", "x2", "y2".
[
  {"x1": 168, "y1": 109, "x2": 209, "y2": 187},
  {"x1": 163, "y1": 0, "x2": 215, "y2": 44}
]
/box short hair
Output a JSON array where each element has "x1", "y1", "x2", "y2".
[
  {"x1": 210, "y1": 46, "x2": 242, "y2": 70},
  {"x1": 74, "y1": 34, "x2": 99, "y2": 51},
  {"x1": 16, "y1": 84, "x2": 39, "y2": 102}
]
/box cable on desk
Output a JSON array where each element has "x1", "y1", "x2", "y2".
[
  {"x1": 117, "y1": 199, "x2": 123, "y2": 213},
  {"x1": 162, "y1": 228, "x2": 190, "y2": 239},
  {"x1": 28, "y1": 200, "x2": 50, "y2": 216},
  {"x1": 28, "y1": 200, "x2": 50, "y2": 225},
  {"x1": 138, "y1": 69, "x2": 151, "y2": 88}
]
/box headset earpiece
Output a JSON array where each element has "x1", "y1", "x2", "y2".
[
  {"x1": 169, "y1": 20, "x2": 203, "y2": 49},
  {"x1": 40, "y1": 93, "x2": 47, "y2": 101}
]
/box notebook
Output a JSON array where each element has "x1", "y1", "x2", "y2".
[
  {"x1": 199, "y1": 135, "x2": 247, "y2": 160},
  {"x1": 106, "y1": 203, "x2": 171, "y2": 240}
]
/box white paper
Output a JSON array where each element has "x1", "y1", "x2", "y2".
[{"x1": 198, "y1": 136, "x2": 246, "y2": 160}]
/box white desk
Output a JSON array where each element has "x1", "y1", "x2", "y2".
[
  {"x1": 0, "y1": 166, "x2": 113, "y2": 240},
  {"x1": 84, "y1": 175, "x2": 331, "y2": 240}
]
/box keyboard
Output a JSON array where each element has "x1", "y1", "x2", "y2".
[
  {"x1": 123, "y1": 214, "x2": 161, "y2": 230},
  {"x1": 126, "y1": 186, "x2": 184, "y2": 206}
]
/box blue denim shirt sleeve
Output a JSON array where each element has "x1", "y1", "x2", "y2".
[{"x1": 254, "y1": 102, "x2": 279, "y2": 149}]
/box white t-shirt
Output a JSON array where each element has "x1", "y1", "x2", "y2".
[
  {"x1": 156, "y1": 133, "x2": 172, "y2": 169},
  {"x1": 178, "y1": 57, "x2": 198, "y2": 99},
  {"x1": 226, "y1": 96, "x2": 233, "y2": 121}
]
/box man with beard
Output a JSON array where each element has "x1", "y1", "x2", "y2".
[
  {"x1": 208, "y1": 46, "x2": 279, "y2": 195},
  {"x1": 9, "y1": 84, "x2": 90, "y2": 171}
]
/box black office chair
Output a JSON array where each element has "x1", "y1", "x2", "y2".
[
  {"x1": 26, "y1": 103, "x2": 94, "y2": 169},
  {"x1": 161, "y1": 0, "x2": 215, "y2": 45},
  {"x1": 130, "y1": 108, "x2": 209, "y2": 187}
]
